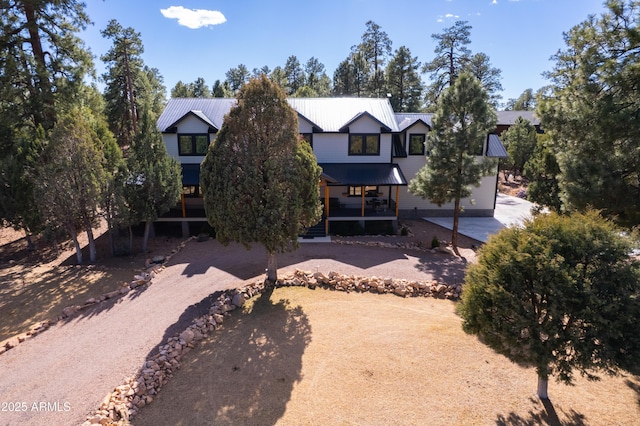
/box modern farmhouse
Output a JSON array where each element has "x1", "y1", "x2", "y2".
[{"x1": 156, "y1": 97, "x2": 509, "y2": 235}]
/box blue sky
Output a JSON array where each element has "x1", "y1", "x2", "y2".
[{"x1": 80, "y1": 0, "x2": 608, "y2": 105}]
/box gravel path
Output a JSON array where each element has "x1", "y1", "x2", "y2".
[{"x1": 0, "y1": 239, "x2": 468, "y2": 425}]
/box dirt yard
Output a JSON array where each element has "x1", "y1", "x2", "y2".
[
  {"x1": 2, "y1": 220, "x2": 638, "y2": 425},
  {"x1": 133, "y1": 286, "x2": 640, "y2": 426}
]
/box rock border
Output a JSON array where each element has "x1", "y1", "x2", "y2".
[
  {"x1": 0, "y1": 237, "x2": 195, "y2": 356},
  {"x1": 84, "y1": 269, "x2": 461, "y2": 425}
]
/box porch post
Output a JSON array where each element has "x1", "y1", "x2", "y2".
[
  {"x1": 181, "y1": 193, "x2": 186, "y2": 218},
  {"x1": 395, "y1": 186, "x2": 400, "y2": 217},
  {"x1": 324, "y1": 186, "x2": 329, "y2": 217},
  {"x1": 361, "y1": 186, "x2": 365, "y2": 217},
  {"x1": 324, "y1": 185, "x2": 330, "y2": 235}
]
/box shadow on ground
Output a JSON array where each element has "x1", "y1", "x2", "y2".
[
  {"x1": 134, "y1": 288, "x2": 311, "y2": 426},
  {"x1": 495, "y1": 397, "x2": 586, "y2": 426}
]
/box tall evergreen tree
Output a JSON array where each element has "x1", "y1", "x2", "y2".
[
  {"x1": 36, "y1": 106, "x2": 111, "y2": 263},
  {"x1": 0, "y1": 0, "x2": 92, "y2": 132},
  {"x1": 523, "y1": 133, "x2": 562, "y2": 213},
  {"x1": 0, "y1": 0, "x2": 92, "y2": 247},
  {"x1": 505, "y1": 88, "x2": 536, "y2": 111},
  {"x1": 465, "y1": 52, "x2": 503, "y2": 108},
  {"x1": 123, "y1": 107, "x2": 181, "y2": 253},
  {"x1": 422, "y1": 20, "x2": 471, "y2": 107},
  {"x1": 212, "y1": 79, "x2": 233, "y2": 98},
  {"x1": 409, "y1": 73, "x2": 497, "y2": 251},
  {"x1": 201, "y1": 76, "x2": 322, "y2": 283},
  {"x1": 386, "y1": 46, "x2": 424, "y2": 112},
  {"x1": 332, "y1": 49, "x2": 370, "y2": 97},
  {"x1": 501, "y1": 116, "x2": 537, "y2": 177},
  {"x1": 284, "y1": 55, "x2": 305, "y2": 95},
  {"x1": 422, "y1": 21, "x2": 502, "y2": 110},
  {"x1": 538, "y1": 0, "x2": 640, "y2": 226},
  {"x1": 359, "y1": 20, "x2": 393, "y2": 97},
  {"x1": 225, "y1": 64, "x2": 250, "y2": 93},
  {"x1": 101, "y1": 19, "x2": 145, "y2": 148}
]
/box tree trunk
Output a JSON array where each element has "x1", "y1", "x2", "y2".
[
  {"x1": 452, "y1": 196, "x2": 460, "y2": 252},
  {"x1": 266, "y1": 250, "x2": 278, "y2": 284},
  {"x1": 23, "y1": 228, "x2": 35, "y2": 251},
  {"x1": 128, "y1": 225, "x2": 134, "y2": 255},
  {"x1": 537, "y1": 374, "x2": 549, "y2": 399},
  {"x1": 142, "y1": 221, "x2": 151, "y2": 254},
  {"x1": 86, "y1": 226, "x2": 96, "y2": 263},
  {"x1": 71, "y1": 233, "x2": 83, "y2": 264}
]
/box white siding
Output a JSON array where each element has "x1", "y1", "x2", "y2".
[
  {"x1": 397, "y1": 158, "x2": 498, "y2": 213},
  {"x1": 163, "y1": 115, "x2": 215, "y2": 165}
]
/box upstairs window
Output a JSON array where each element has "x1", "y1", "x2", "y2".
[
  {"x1": 409, "y1": 134, "x2": 426, "y2": 155},
  {"x1": 178, "y1": 134, "x2": 210, "y2": 156},
  {"x1": 349, "y1": 134, "x2": 379, "y2": 155}
]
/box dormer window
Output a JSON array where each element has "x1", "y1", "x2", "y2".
[
  {"x1": 178, "y1": 134, "x2": 210, "y2": 156},
  {"x1": 349, "y1": 134, "x2": 380, "y2": 155}
]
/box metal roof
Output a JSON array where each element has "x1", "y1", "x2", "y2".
[
  {"x1": 286, "y1": 98, "x2": 399, "y2": 132},
  {"x1": 157, "y1": 98, "x2": 236, "y2": 132},
  {"x1": 158, "y1": 97, "x2": 400, "y2": 134},
  {"x1": 319, "y1": 163, "x2": 407, "y2": 186},
  {"x1": 496, "y1": 111, "x2": 540, "y2": 126},
  {"x1": 486, "y1": 134, "x2": 508, "y2": 158},
  {"x1": 395, "y1": 113, "x2": 433, "y2": 131}
]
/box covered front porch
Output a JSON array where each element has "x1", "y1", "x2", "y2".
[{"x1": 318, "y1": 163, "x2": 408, "y2": 234}]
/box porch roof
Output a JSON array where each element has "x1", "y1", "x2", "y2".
[{"x1": 319, "y1": 163, "x2": 407, "y2": 186}]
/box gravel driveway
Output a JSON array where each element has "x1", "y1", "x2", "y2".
[{"x1": 0, "y1": 238, "x2": 468, "y2": 425}]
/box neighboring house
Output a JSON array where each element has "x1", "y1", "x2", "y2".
[
  {"x1": 495, "y1": 110, "x2": 542, "y2": 135},
  {"x1": 156, "y1": 97, "x2": 508, "y2": 235}
]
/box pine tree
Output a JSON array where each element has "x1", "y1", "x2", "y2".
[
  {"x1": 101, "y1": 20, "x2": 146, "y2": 148},
  {"x1": 124, "y1": 107, "x2": 182, "y2": 253},
  {"x1": 460, "y1": 211, "x2": 640, "y2": 399},
  {"x1": 537, "y1": 0, "x2": 640, "y2": 226},
  {"x1": 409, "y1": 73, "x2": 496, "y2": 251},
  {"x1": 386, "y1": 46, "x2": 424, "y2": 112},
  {"x1": 201, "y1": 76, "x2": 322, "y2": 283},
  {"x1": 36, "y1": 107, "x2": 110, "y2": 263},
  {"x1": 501, "y1": 116, "x2": 537, "y2": 177}
]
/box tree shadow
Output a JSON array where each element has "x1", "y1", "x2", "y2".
[
  {"x1": 496, "y1": 397, "x2": 586, "y2": 426},
  {"x1": 134, "y1": 288, "x2": 312, "y2": 426},
  {"x1": 625, "y1": 377, "x2": 640, "y2": 407},
  {"x1": 414, "y1": 253, "x2": 469, "y2": 284}
]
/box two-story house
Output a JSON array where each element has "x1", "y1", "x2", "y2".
[{"x1": 156, "y1": 97, "x2": 508, "y2": 236}]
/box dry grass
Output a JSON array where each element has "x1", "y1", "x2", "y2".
[
  {"x1": 134, "y1": 286, "x2": 640, "y2": 426},
  {"x1": 0, "y1": 225, "x2": 179, "y2": 343}
]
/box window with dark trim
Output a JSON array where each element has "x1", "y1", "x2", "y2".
[
  {"x1": 347, "y1": 186, "x2": 379, "y2": 197},
  {"x1": 178, "y1": 134, "x2": 210, "y2": 156},
  {"x1": 300, "y1": 133, "x2": 313, "y2": 148},
  {"x1": 349, "y1": 134, "x2": 379, "y2": 155},
  {"x1": 409, "y1": 134, "x2": 426, "y2": 155}
]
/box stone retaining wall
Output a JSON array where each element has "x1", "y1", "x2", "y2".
[{"x1": 83, "y1": 269, "x2": 461, "y2": 425}]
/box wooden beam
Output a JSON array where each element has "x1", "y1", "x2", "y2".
[
  {"x1": 361, "y1": 186, "x2": 365, "y2": 217},
  {"x1": 395, "y1": 186, "x2": 400, "y2": 217},
  {"x1": 324, "y1": 185, "x2": 329, "y2": 217},
  {"x1": 181, "y1": 193, "x2": 186, "y2": 218}
]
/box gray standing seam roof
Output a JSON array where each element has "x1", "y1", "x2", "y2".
[
  {"x1": 496, "y1": 111, "x2": 540, "y2": 126},
  {"x1": 158, "y1": 97, "x2": 400, "y2": 134},
  {"x1": 319, "y1": 163, "x2": 407, "y2": 186},
  {"x1": 486, "y1": 134, "x2": 508, "y2": 158},
  {"x1": 157, "y1": 98, "x2": 236, "y2": 132}
]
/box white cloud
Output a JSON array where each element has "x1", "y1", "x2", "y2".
[
  {"x1": 160, "y1": 6, "x2": 226, "y2": 29},
  {"x1": 445, "y1": 13, "x2": 460, "y2": 18},
  {"x1": 492, "y1": 0, "x2": 498, "y2": 4}
]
